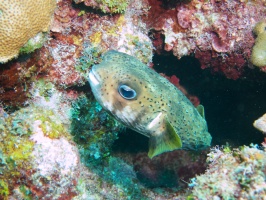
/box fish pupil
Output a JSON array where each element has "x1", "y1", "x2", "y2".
[{"x1": 118, "y1": 85, "x2": 136, "y2": 100}]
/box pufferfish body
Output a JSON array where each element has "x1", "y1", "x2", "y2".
[{"x1": 88, "y1": 50, "x2": 212, "y2": 158}]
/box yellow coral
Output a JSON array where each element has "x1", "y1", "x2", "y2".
[
  {"x1": 0, "y1": 0, "x2": 56, "y2": 63},
  {"x1": 253, "y1": 21, "x2": 266, "y2": 36},
  {"x1": 90, "y1": 32, "x2": 102, "y2": 46},
  {"x1": 251, "y1": 20, "x2": 266, "y2": 67}
]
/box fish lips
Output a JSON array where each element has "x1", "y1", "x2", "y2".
[
  {"x1": 88, "y1": 67, "x2": 101, "y2": 87},
  {"x1": 88, "y1": 67, "x2": 105, "y2": 105}
]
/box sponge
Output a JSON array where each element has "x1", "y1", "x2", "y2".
[{"x1": 250, "y1": 20, "x2": 266, "y2": 67}]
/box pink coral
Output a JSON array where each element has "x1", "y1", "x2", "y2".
[{"x1": 177, "y1": 7, "x2": 193, "y2": 29}]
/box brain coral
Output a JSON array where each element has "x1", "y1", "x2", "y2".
[{"x1": 0, "y1": 0, "x2": 56, "y2": 63}]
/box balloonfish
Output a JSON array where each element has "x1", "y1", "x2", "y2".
[{"x1": 88, "y1": 50, "x2": 212, "y2": 158}]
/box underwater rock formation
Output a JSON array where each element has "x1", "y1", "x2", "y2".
[
  {"x1": 0, "y1": 0, "x2": 153, "y2": 106},
  {"x1": 191, "y1": 145, "x2": 266, "y2": 199},
  {"x1": 0, "y1": 88, "x2": 141, "y2": 199},
  {"x1": 143, "y1": 0, "x2": 266, "y2": 79}
]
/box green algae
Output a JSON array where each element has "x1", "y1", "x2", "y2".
[
  {"x1": 70, "y1": 95, "x2": 122, "y2": 160},
  {"x1": 36, "y1": 109, "x2": 70, "y2": 139},
  {"x1": 34, "y1": 79, "x2": 56, "y2": 101},
  {"x1": 75, "y1": 45, "x2": 102, "y2": 76},
  {"x1": 19, "y1": 185, "x2": 32, "y2": 200},
  {"x1": 0, "y1": 114, "x2": 34, "y2": 198},
  {"x1": 0, "y1": 180, "x2": 9, "y2": 197},
  {"x1": 97, "y1": 0, "x2": 129, "y2": 13},
  {"x1": 19, "y1": 32, "x2": 47, "y2": 54}
]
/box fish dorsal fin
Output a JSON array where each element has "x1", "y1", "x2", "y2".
[
  {"x1": 148, "y1": 119, "x2": 182, "y2": 159},
  {"x1": 196, "y1": 104, "x2": 205, "y2": 119}
]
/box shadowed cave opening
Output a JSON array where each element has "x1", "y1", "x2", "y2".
[{"x1": 113, "y1": 53, "x2": 266, "y2": 154}]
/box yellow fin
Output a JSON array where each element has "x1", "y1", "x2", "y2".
[
  {"x1": 196, "y1": 104, "x2": 205, "y2": 119},
  {"x1": 148, "y1": 119, "x2": 182, "y2": 159}
]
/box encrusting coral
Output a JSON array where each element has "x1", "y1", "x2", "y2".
[{"x1": 0, "y1": 0, "x2": 56, "y2": 63}]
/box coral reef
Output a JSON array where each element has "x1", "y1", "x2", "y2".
[
  {"x1": 0, "y1": 0, "x2": 153, "y2": 106},
  {"x1": 143, "y1": 0, "x2": 266, "y2": 79},
  {"x1": 0, "y1": 88, "x2": 144, "y2": 199},
  {"x1": 0, "y1": 0, "x2": 56, "y2": 63},
  {"x1": 191, "y1": 145, "x2": 266, "y2": 199},
  {"x1": 251, "y1": 20, "x2": 266, "y2": 68},
  {"x1": 0, "y1": 0, "x2": 266, "y2": 199}
]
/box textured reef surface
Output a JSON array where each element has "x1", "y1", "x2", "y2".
[{"x1": 0, "y1": 0, "x2": 266, "y2": 199}]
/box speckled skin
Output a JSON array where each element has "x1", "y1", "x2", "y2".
[{"x1": 88, "y1": 50, "x2": 211, "y2": 152}]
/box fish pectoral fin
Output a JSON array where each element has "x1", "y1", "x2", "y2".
[
  {"x1": 196, "y1": 104, "x2": 205, "y2": 119},
  {"x1": 148, "y1": 120, "x2": 182, "y2": 159}
]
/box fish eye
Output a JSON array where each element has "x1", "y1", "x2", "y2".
[{"x1": 118, "y1": 85, "x2": 137, "y2": 100}]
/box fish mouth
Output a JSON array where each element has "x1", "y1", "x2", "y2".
[{"x1": 88, "y1": 68, "x2": 101, "y2": 86}]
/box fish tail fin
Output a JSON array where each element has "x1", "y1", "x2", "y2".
[{"x1": 148, "y1": 120, "x2": 182, "y2": 159}]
